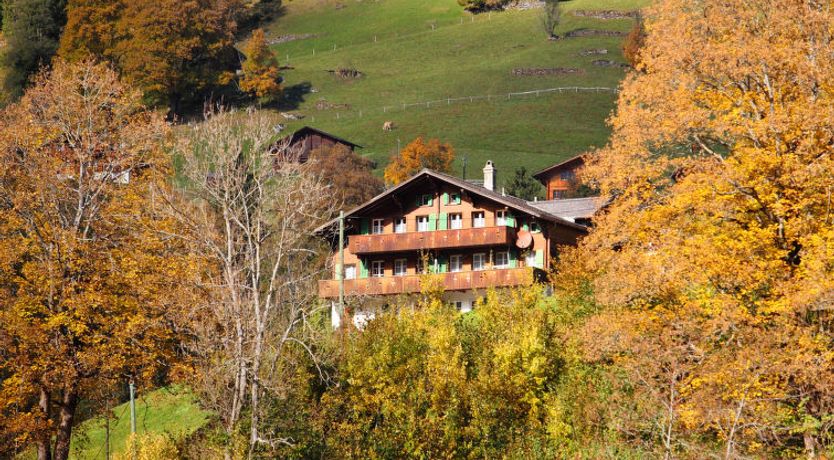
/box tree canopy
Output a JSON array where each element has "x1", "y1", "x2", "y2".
[{"x1": 383, "y1": 137, "x2": 455, "y2": 185}]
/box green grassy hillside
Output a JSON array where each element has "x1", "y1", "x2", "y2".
[
  {"x1": 67, "y1": 387, "x2": 209, "y2": 460},
  {"x1": 266, "y1": 0, "x2": 647, "y2": 183}
]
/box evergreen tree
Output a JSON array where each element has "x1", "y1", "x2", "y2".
[
  {"x1": 1, "y1": 0, "x2": 66, "y2": 98},
  {"x1": 505, "y1": 167, "x2": 543, "y2": 200}
]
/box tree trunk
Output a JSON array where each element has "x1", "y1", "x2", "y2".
[
  {"x1": 53, "y1": 385, "x2": 79, "y2": 460},
  {"x1": 37, "y1": 387, "x2": 52, "y2": 460},
  {"x1": 804, "y1": 430, "x2": 817, "y2": 460}
]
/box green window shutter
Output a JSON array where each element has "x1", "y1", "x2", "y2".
[
  {"x1": 535, "y1": 250, "x2": 544, "y2": 268},
  {"x1": 506, "y1": 213, "x2": 515, "y2": 227},
  {"x1": 359, "y1": 258, "x2": 369, "y2": 278},
  {"x1": 360, "y1": 218, "x2": 370, "y2": 235},
  {"x1": 521, "y1": 222, "x2": 529, "y2": 231},
  {"x1": 427, "y1": 196, "x2": 433, "y2": 206},
  {"x1": 438, "y1": 255, "x2": 448, "y2": 273},
  {"x1": 453, "y1": 194, "x2": 461, "y2": 204},
  {"x1": 438, "y1": 212, "x2": 448, "y2": 230},
  {"x1": 442, "y1": 192, "x2": 449, "y2": 205},
  {"x1": 509, "y1": 249, "x2": 518, "y2": 268},
  {"x1": 428, "y1": 214, "x2": 437, "y2": 231}
]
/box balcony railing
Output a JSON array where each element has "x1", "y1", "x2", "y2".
[
  {"x1": 318, "y1": 267, "x2": 543, "y2": 298},
  {"x1": 349, "y1": 226, "x2": 516, "y2": 255}
]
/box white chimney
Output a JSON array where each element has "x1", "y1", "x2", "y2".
[{"x1": 483, "y1": 160, "x2": 496, "y2": 191}]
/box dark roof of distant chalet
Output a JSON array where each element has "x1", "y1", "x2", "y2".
[
  {"x1": 528, "y1": 197, "x2": 606, "y2": 221},
  {"x1": 532, "y1": 154, "x2": 585, "y2": 180},
  {"x1": 282, "y1": 126, "x2": 363, "y2": 149},
  {"x1": 315, "y1": 169, "x2": 589, "y2": 235}
]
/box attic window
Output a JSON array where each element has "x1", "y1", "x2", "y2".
[{"x1": 420, "y1": 194, "x2": 433, "y2": 207}]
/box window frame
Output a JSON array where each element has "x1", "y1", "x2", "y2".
[
  {"x1": 344, "y1": 264, "x2": 357, "y2": 280},
  {"x1": 449, "y1": 213, "x2": 463, "y2": 230},
  {"x1": 472, "y1": 211, "x2": 486, "y2": 228},
  {"x1": 448, "y1": 193, "x2": 462, "y2": 205},
  {"x1": 420, "y1": 194, "x2": 433, "y2": 207},
  {"x1": 494, "y1": 251, "x2": 509, "y2": 269},
  {"x1": 371, "y1": 260, "x2": 385, "y2": 278},
  {"x1": 472, "y1": 253, "x2": 486, "y2": 271},
  {"x1": 394, "y1": 217, "x2": 407, "y2": 233},
  {"x1": 449, "y1": 254, "x2": 463, "y2": 272},
  {"x1": 371, "y1": 218, "x2": 385, "y2": 235},
  {"x1": 416, "y1": 215, "x2": 430, "y2": 232},
  {"x1": 495, "y1": 210, "x2": 507, "y2": 226},
  {"x1": 394, "y1": 258, "x2": 408, "y2": 276}
]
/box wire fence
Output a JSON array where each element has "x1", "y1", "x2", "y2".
[{"x1": 303, "y1": 86, "x2": 620, "y2": 123}]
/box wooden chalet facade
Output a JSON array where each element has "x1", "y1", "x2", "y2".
[
  {"x1": 532, "y1": 154, "x2": 585, "y2": 200},
  {"x1": 282, "y1": 126, "x2": 362, "y2": 163},
  {"x1": 316, "y1": 166, "x2": 588, "y2": 324}
]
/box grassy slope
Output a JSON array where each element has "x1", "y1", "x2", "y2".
[
  {"x1": 266, "y1": 0, "x2": 648, "y2": 183},
  {"x1": 67, "y1": 387, "x2": 210, "y2": 460}
]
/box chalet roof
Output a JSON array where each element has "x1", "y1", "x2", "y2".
[
  {"x1": 527, "y1": 197, "x2": 606, "y2": 221},
  {"x1": 283, "y1": 126, "x2": 363, "y2": 149},
  {"x1": 532, "y1": 154, "x2": 585, "y2": 180},
  {"x1": 315, "y1": 169, "x2": 589, "y2": 235}
]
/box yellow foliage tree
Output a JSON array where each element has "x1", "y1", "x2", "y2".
[
  {"x1": 383, "y1": 137, "x2": 455, "y2": 185},
  {"x1": 239, "y1": 28, "x2": 282, "y2": 104},
  {"x1": 0, "y1": 60, "x2": 196, "y2": 460},
  {"x1": 560, "y1": 0, "x2": 834, "y2": 457}
]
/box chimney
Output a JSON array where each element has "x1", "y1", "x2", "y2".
[{"x1": 483, "y1": 160, "x2": 496, "y2": 191}]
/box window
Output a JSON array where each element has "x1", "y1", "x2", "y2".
[
  {"x1": 449, "y1": 213, "x2": 463, "y2": 230},
  {"x1": 495, "y1": 251, "x2": 509, "y2": 268},
  {"x1": 496, "y1": 210, "x2": 507, "y2": 226},
  {"x1": 371, "y1": 260, "x2": 384, "y2": 278},
  {"x1": 473, "y1": 253, "x2": 486, "y2": 271},
  {"x1": 472, "y1": 211, "x2": 485, "y2": 228},
  {"x1": 449, "y1": 255, "x2": 463, "y2": 272},
  {"x1": 560, "y1": 170, "x2": 575, "y2": 181},
  {"x1": 448, "y1": 193, "x2": 461, "y2": 205},
  {"x1": 530, "y1": 222, "x2": 541, "y2": 233},
  {"x1": 394, "y1": 259, "x2": 407, "y2": 276},
  {"x1": 344, "y1": 264, "x2": 357, "y2": 280},
  {"x1": 419, "y1": 194, "x2": 433, "y2": 206},
  {"x1": 372, "y1": 219, "x2": 385, "y2": 234},
  {"x1": 454, "y1": 301, "x2": 463, "y2": 310},
  {"x1": 394, "y1": 217, "x2": 407, "y2": 233},
  {"x1": 416, "y1": 257, "x2": 428, "y2": 274},
  {"x1": 417, "y1": 215, "x2": 430, "y2": 232},
  {"x1": 525, "y1": 251, "x2": 536, "y2": 268},
  {"x1": 551, "y1": 190, "x2": 564, "y2": 200}
]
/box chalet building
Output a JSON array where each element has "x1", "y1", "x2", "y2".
[
  {"x1": 528, "y1": 196, "x2": 605, "y2": 227},
  {"x1": 532, "y1": 154, "x2": 585, "y2": 200},
  {"x1": 281, "y1": 126, "x2": 362, "y2": 163},
  {"x1": 315, "y1": 161, "x2": 588, "y2": 327}
]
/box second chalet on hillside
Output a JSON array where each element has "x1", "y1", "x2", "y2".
[{"x1": 316, "y1": 161, "x2": 590, "y2": 327}]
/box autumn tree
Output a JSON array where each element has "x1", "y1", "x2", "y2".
[
  {"x1": 59, "y1": 0, "x2": 242, "y2": 114},
  {"x1": 622, "y1": 12, "x2": 645, "y2": 68},
  {"x1": 383, "y1": 137, "x2": 455, "y2": 185},
  {"x1": 308, "y1": 144, "x2": 383, "y2": 210},
  {"x1": 505, "y1": 166, "x2": 543, "y2": 200},
  {"x1": 239, "y1": 28, "x2": 282, "y2": 104},
  {"x1": 169, "y1": 109, "x2": 336, "y2": 456},
  {"x1": 1, "y1": 0, "x2": 66, "y2": 98},
  {"x1": 0, "y1": 60, "x2": 193, "y2": 460},
  {"x1": 560, "y1": 0, "x2": 834, "y2": 457}
]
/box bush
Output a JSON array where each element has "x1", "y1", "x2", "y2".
[{"x1": 457, "y1": 0, "x2": 510, "y2": 12}]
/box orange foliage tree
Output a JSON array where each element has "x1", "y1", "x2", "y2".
[
  {"x1": 239, "y1": 28, "x2": 282, "y2": 104},
  {"x1": 560, "y1": 0, "x2": 834, "y2": 457},
  {"x1": 383, "y1": 137, "x2": 455, "y2": 185},
  {"x1": 309, "y1": 144, "x2": 384, "y2": 210},
  {"x1": 0, "y1": 60, "x2": 195, "y2": 460},
  {"x1": 59, "y1": 0, "x2": 241, "y2": 113}
]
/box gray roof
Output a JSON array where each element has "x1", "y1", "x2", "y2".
[
  {"x1": 528, "y1": 197, "x2": 605, "y2": 221},
  {"x1": 315, "y1": 169, "x2": 589, "y2": 234}
]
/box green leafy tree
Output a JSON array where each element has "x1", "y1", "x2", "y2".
[
  {"x1": 505, "y1": 166, "x2": 543, "y2": 200},
  {"x1": 1, "y1": 0, "x2": 66, "y2": 98}
]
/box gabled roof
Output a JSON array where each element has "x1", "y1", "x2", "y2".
[
  {"x1": 528, "y1": 197, "x2": 606, "y2": 221},
  {"x1": 532, "y1": 154, "x2": 585, "y2": 180},
  {"x1": 283, "y1": 126, "x2": 363, "y2": 149},
  {"x1": 315, "y1": 169, "x2": 588, "y2": 235}
]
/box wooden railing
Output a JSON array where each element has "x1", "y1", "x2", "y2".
[
  {"x1": 318, "y1": 267, "x2": 543, "y2": 298},
  {"x1": 348, "y1": 226, "x2": 516, "y2": 254}
]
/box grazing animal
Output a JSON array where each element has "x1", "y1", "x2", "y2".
[{"x1": 383, "y1": 121, "x2": 395, "y2": 131}]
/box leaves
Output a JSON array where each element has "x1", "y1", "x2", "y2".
[{"x1": 383, "y1": 137, "x2": 455, "y2": 186}]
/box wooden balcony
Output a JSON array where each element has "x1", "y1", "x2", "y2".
[
  {"x1": 318, "y1": 267, "x2": 544, "y2": 298},
  {"x1": 349, "y1": 226, "x2": 516, "y2": 255}
]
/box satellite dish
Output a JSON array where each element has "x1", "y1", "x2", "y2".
[{"x1": 516, "y1": 230, "x2": 533, "y2": 249}]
